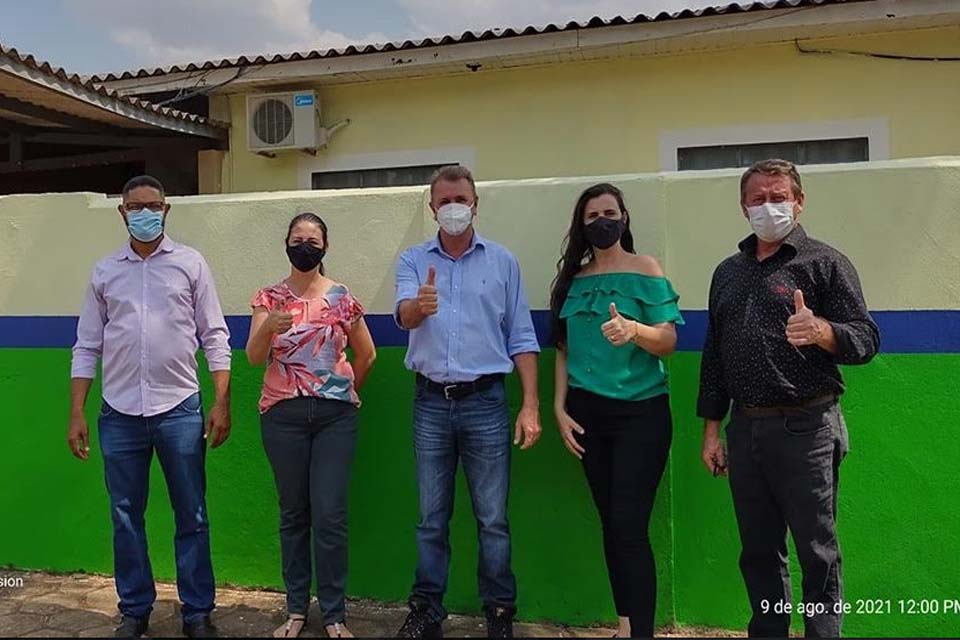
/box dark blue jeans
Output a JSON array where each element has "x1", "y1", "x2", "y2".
[
  {"x1": 260, "y1": 397, "x2": 358, "y2": 625},
  {"x1": 410, "y1": 378, "x2": 515, "y2": 622},
  {"x1": 97, "y1": 393, "x2": 215, "y2": 624}
]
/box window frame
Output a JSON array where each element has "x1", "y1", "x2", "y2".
[
  {"x1": 658, "y1": 118, "x2": 889, "y2": 171},
  {"x1": 298, "y1": 147, "x2": 476, "y2": 190}
]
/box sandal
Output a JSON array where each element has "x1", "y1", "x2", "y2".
[
  {"x1": 274, "y1": 613, "x2": 307, "y2": 638},
  {"x1": 325, "y1": 621, "x2": 354, "y2": 638}
]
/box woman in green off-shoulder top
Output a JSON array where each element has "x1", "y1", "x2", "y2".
[{"x1": 548, "y1": 183, "x2": 683, "y2": 639}]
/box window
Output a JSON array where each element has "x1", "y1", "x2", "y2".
[
  {"x1": 677, "y1": 137, "x2": 869, "y2": 171},
  {"x1": 311, "y1": 163, "x2": 452, "y2": 190}
]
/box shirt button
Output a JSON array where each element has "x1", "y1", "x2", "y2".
[{"x1": 587, "y1": 367, "x2": 592, "y2": 372}]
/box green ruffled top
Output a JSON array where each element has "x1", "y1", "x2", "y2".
[{"x1": 560, "y1": 272, "x2": 684, "y2": 402}]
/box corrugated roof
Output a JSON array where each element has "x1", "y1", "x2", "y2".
[
  {"x1": 90, "y1": 0, "x2": 868, "y2": 83},
  {"x1": 0, "y1": 41, "x2": 225, "y2": 135}
]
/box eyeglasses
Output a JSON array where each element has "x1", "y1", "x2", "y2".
[{"x1": 122, "y1": 202, "x2": 165, "y2": 213}]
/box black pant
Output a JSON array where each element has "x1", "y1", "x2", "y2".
[
  {"x1": 727, "y1": 401, "x2": 848, "y2": 638},
  {"x1": 260, "y1": 397, "x2": 358, "y2": 625},
  {"x1": 567, "y1": 389, "x2": 672, "y2": 638}
]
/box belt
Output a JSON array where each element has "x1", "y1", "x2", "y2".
[
  {"x1": 736, "y1": 394, "x2": 837, "y2": 419},
  {"x1": 416, "y1": 373, "x2": 504, "y2": 401}
]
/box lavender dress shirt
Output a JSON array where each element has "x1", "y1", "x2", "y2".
[{"x1": 71, "y1": 236, "x2": 231, "y2": 417}]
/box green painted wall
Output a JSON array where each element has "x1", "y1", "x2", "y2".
[
  {"x1": 0, "y1": 347, "x2": 673, "y2": 627},
  {"x1": 668, "y1": 352, "x2": 960, "y2": 637},
  {"x1": 3, "y1": 349, "x2": 959, "y2": 635}
]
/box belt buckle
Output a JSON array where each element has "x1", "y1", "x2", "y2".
[{"x1": 443, "y1": 384, "x2": 457, "y2": 401}]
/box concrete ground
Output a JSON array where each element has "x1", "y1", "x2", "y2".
[{"x1": 0, "y1": 571, "x2": 740, "y2": 638}]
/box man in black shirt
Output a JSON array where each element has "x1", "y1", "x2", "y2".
[{"x1": 698, "y1": 159, "x2": 879, "y2": 638}]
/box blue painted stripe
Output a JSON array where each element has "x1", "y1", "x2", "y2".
[{"x1": 1, "y1": 310, "x2": 958, "y2": 353}]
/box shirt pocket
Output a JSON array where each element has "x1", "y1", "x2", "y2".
[
  {"x1": 478, "y1": 275, "x2": 508, "y2": 325},
  {"x1": 158, "y1": 282, "x2": 194, "y2": 308}
]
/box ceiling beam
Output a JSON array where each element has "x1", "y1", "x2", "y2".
[
  {"x1": 0, "y1": 126, "x2": 223, "y2": 150},
  {"x1": 0, "y1": 147, "x2": 148, "y2": 174},
  {"x1": 0, "y1": 117, "x2": 37, "y2": 135},
  {"x1": 25, "y1": 131, "x2": 202, "y2": 147},
  {"x1": 0, "y1": 95, "x2": 122, "y2": 131},
  {"x1": 0, "y1": 139, "x2": 204, "y2": 174},
  {"x1": 8, "y1": 132, "x2": 22, "y2": 164}
]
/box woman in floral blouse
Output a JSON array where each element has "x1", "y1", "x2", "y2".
[{"x1": 246, "y1": 213, "x2": 376, "y2": 639}]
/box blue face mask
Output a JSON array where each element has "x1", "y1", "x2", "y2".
[{"x1": 126, "y1": 209, "x2": 164, "y2": 243}]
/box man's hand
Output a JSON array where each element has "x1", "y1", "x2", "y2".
[
  {"x1": 601, "y1": 303, "x2": 638, "y2": 347},
  {"x1": 514, "y1": 403, "x2": 541, "y2": 450},
  {"x1": 555, "y1": 408, "x2": 585, "y2": 459},
  {"x1": 702, "y1": 420, "x2": 727, "y2": 476},
  {"x1": 417, "y1": 266, "x2": 439, "y2": 317},
  {"x1": 265, "y1": 309, "x2": 294, "y2": 334},
  {"x1": 205, "y1": 400, "x2": 231, "y2": 449},
  {"x1": 67, "y1": 413, "x2": 90, "y2": 460},
  {"x1": 787, "y1": 290, "x2": 828, "y2": 347}
]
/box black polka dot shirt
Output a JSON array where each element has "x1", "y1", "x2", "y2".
[{"x1": 697, "y1": 225, "x2": 880, "y2": 421}]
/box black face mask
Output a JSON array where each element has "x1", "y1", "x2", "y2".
[
  {"x1": 286, "y1": 243, "x2": 326, "y2": 272},
  {"x1": 584, "y1": 216, "x2": 626, "y2": 250}
]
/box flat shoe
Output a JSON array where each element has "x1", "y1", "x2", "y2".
[{"x1": 274, "y1": 614, "x2": 306, "y2": 638}]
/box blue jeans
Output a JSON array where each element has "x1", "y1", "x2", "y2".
[
  {"x1": 410, "y1": 378, "x2": 516, "y2": 622},
  {"x1": 260, "y1": 397, "x2": 358, "y2": 625},
  {"x1": 97, "y1": 393, "x2": 215, "y2": 624}
]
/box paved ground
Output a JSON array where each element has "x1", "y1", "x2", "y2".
[{"x1": 0, "y1": 571, "x2": 740, "y2": 638}]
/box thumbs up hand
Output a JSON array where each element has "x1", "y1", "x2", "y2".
[
  {"x1": 601, "y1": 302, "x2": 639, "y2": 347},
  {"x1": 417, "y1": 265, "x2": 439, "y2": 317},
  {"x1": 786, "y1": 289, "x2": 823, "y2": 347}
]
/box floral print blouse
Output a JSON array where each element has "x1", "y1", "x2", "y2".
[{"x1": 251, "y1": 281, "x2": 364, "y2": 414}]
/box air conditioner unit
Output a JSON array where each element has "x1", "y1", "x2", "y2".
[{"x1": 247, "y1": 91, "x2": 325, "y2": 152}]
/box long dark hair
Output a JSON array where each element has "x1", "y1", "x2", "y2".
[
  {"x1": 549, "y1": 183, "x2": 635, "y2": 347},
  {"x1": 286, "y1": 212, "x2": 328, "y2": 275}
]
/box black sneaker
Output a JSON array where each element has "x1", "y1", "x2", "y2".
[
  {"x1": 114, "y1": 615, "x2": 149, "y2": 638},
  {"x1": 183, "y1": 617, "x2": 218, "y2": 638},
  {"x1": 484, "y1": 607, "x2": 514, "y2": 639},
  {"x1": 396, "y1": 601, "x2": 443, "y2": 638}
]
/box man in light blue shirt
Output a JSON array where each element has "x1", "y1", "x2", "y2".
[{"x1": 394, "y1": 165, "x2": 541, "y2": 639}]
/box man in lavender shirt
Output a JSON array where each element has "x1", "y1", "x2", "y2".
[{"x1": 67, "y1": 175, "x2": 231, "y2": 639}]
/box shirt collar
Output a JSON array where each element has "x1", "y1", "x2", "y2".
[
  {"x1": 117, "y1": 235, "x2": 176, "y2": 262},
  {"x1": 428, "y1": 229, "x2": 485, "y2": 258},
  {"x1": 737, "y1": 224, "x2": 807, "y2": 257}
]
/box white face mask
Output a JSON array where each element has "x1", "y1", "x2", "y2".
[
  {"x1": 746, "y1": 201, "x2": 796, "y2": 243},
  {"x1": 436, "y1": 202, "x2": 474, "y2": 236}
]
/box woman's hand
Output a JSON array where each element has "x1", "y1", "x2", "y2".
[
  {"x1": 264, "y1": 309, "x2": 294, "y2": 334},
  {"x1": 601, "y1": 302, "x2": 639, "y2": 347},
  {"x1": 555, "y1": 408, "x2": 586, "y2": 459}
]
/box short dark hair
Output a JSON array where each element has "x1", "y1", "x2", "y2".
[
  {"x1": 740, "y1": 159, "x2": 803, "y2": 200},
  {"x1": 122, "y1": 175, "x2": 165, "y2": 199},
  {"x1": 429, "y1": 165, "x2": 476, "y2": 199}
]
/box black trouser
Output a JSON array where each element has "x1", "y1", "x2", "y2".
[
  {"x1": 727, "y1": 401, "x2": 849, "y2": 638},
  {"x1": 567, "y1": 389, "x2": 672, "y2": 638},
  {"x1": 260, "y1": 397, "x2": 358, "y2": 625}
]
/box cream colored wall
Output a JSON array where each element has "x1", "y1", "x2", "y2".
[
  {"x1": 210, "y1": 27, "x2": 960, "y2": 193},
  {"x1": 3, "y1": 157, "x2": 959, "y2": 319},
  {"x1": 665, "y1": 157, "x2": 960, "y2": 309}
]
